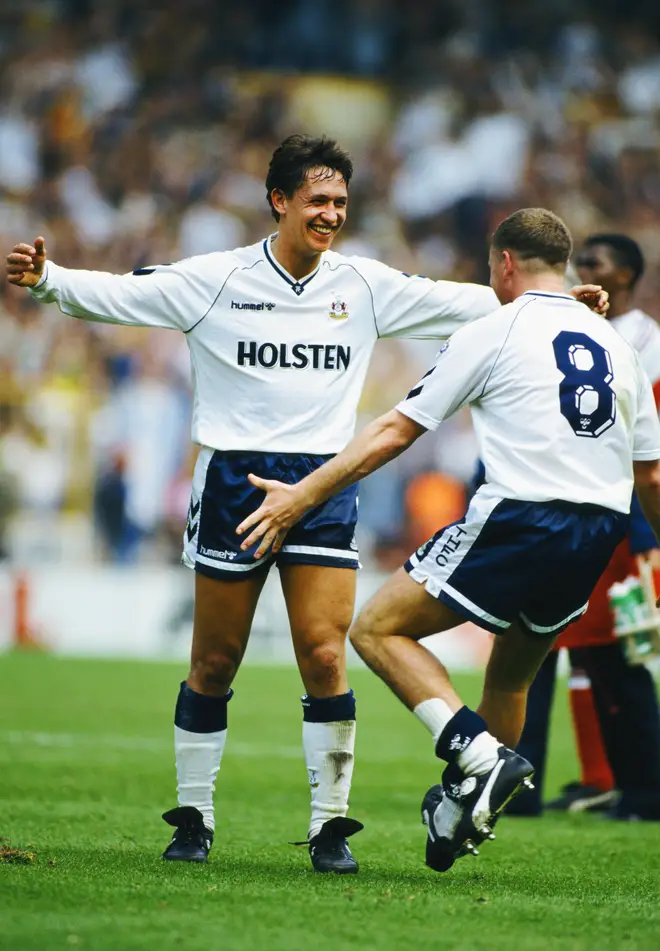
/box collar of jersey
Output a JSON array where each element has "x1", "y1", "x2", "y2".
[
  {"x1": 263, "y1": 234, "x2": 322, "y2": 295},
  {"x1": 522, "y1": 290, "x2": 576, "y2": 302}
]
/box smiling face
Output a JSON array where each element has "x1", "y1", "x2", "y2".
[{"x1": 271, "y1": 166, "x2": 348, "y2": 258}]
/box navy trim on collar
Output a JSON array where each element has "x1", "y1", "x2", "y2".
[
  {"x1": 262, "y1": 236, "x2": 322, "y2": 296},
  {"x1": 522, "y1": 290, "x2": 576, "y2": 301}
]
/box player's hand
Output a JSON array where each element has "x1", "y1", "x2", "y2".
[
  {"x1": 6, "y1": 237, "x2": 47, "y2": 287},
  {"x1": 236, "y1": 474, "x2": 309, "y2": 559},
  {"x1": 568, "y1": 283, "x2": 609, "y2": 316}
]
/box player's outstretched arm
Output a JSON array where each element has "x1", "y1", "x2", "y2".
[
  {"x1": 358, "y1": 256, "x2": 609, "y2": 344},
  {"x1": 236, "y1": 410, "x2": 426, "y2": 559},
  {"x1": 5, "y1": 236, "x2": 224, "y2": 332}
]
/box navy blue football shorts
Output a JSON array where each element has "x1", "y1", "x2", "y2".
[
  {"x1": 182, "y1": 448, "x2": 359, "y2": 580},
  {"x1": 404, "y1": 492, "x2": 628, "y2": 636}
]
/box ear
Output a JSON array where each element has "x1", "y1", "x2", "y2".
[
  {"x1": 270, "y1": 188, "x2": 288, "y2": 218},
  {"x1": 502, "y1": 249, "x2": 515, "y2": 278}
]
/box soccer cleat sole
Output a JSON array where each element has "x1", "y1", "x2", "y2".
[
  {"x1": 311, "y1": 858, "x2": 359, "y2": 875},
  {"x1": 162, "y1": 849, "x2": 209, "y2": 863}
]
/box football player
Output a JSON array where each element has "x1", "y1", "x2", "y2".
[{"x1": 235, "y1": 209, "x2": 660, "y2": 869}]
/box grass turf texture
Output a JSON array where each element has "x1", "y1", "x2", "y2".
[{"x1": 1, "y1": 654, "x2": 659, "y2": 951}]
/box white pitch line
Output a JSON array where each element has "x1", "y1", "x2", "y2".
[
  {"x1": 1, "y1": 731, "x2": 300, "y2": 758},
  {"x1": 1, "y1": 730, "x2": 422, "y2": 763}
]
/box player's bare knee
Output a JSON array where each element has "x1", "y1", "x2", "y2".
[
  {"x1": 350, "y1": 595, "x2": 395, "y2": 649},
  {"x1": 189, "y1": 651, "x2": 238, "y2": 695},
  {"x1": 348, "y1": 614, "x2": 377, "y2": 659},
  {"x1": 298, "y1": 639, "x2": 344, "y2": 692}
]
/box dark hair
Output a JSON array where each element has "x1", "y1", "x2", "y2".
[
  {"x1": 583, "y1": 233, "x2": 645, "y2": 289},
  {"x1": 265, "y1": 134, "x2": 353, "y2": 221},
  {"x1": 492, "y1": 208, "x2": 572, "y2": 270}
]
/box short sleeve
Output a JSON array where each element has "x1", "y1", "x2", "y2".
[{"x1": 395, "y1": 308, "x2": 507, "y2": 430}]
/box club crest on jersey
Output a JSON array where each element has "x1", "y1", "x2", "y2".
[{"x1": 329, "y1": 298, "x2": 349, "y2": 320}]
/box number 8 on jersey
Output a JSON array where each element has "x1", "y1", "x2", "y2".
[{"x1": 553, "y1": 330, "x2": 616, "y2": 438}]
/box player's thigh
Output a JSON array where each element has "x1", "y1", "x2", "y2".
[
  {"x1": 279, "y1": 563, "x2": 356, "y2": 650},
  {"x1": 192, "y1": 568, "x2": 269, "y2": 664},
  {"x1": 483, "y1": 621, "x2": 558, "y2": 695},
  {"x1": 353, "y1": 567, "x2": 467, "y2": 642}
]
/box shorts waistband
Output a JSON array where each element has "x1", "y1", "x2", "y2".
[
  {"x1": 207, "y1": 448, "x2": 335, "y2": 461},
  {"x1": 539, "y1": 499, "x2": 624, "y2": 517}
]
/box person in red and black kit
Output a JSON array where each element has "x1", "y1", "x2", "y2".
[{"x1": 507, "y1": 234, "x2": 660, "y2": 821}]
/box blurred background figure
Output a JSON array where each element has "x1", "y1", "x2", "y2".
[{"x1": 2, "y1": 0, "x2": 660, "y2": 573}]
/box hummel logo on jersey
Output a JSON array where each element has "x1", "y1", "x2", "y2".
[
  {"x1": 199, "y1": 546, "x2": 237, "y2": 561},
  {"x1": 406, "y1": 364, "x2": 436, "y2": 400},
  {"x1": 231, "y1": 300, "x2": 276, "y2": 311},
  {"x1": 237, "y1": 341, "x2": 351, "y2": 371}
]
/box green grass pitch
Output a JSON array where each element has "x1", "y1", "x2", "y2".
[{"x1": 1, "y1": 652, "x2": 659, "y2": 951}]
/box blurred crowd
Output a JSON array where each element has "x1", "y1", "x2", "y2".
[{"x1": 2, "y1": 0, "x2": 660, "y2": 566}]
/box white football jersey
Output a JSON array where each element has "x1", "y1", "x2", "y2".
[
  {"x1": 397, "y1": 290, "x2": 660, "y2": 514},
  {"x1": 610, "y1": 308, "x2": 660, "y2": 387},
  {"x1": 29, "y1": 236, "x2": 497, "y2": 453}
]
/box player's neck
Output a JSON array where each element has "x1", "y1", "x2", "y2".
[
  {"x1": 605, "y1": 291, "x2": 635, "y2": 320},
  {"x1": 270, "y1": 234, "x2": 322, "y2": 281},
  {"x1": 513, "y1": 274, "x2": 567, "y2": 298}
]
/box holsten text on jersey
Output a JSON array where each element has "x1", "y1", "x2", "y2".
[{"x1": 237, "y1": 341, "x2": 351, "y2": 370}]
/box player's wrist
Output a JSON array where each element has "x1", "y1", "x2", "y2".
[
  {"x1": 296, "y1": 478, "x2": 324, "y2": 515},
  {"x1": 28, "y1": 262, "x2": 48, "y2": 289}
]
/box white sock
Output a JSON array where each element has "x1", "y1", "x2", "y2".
[
  {"x1": 174, "y1": 725, "x2": 227, "y2": 831},
  {"x1": 303, "y1": 720, "x2": 356, "y2": 840},
  {"x1": 413, "y1": 697, "x2": 455, "y2": 744},
  {"x1": 457, "y1": 731, "x2": 501, "y2": 777}
]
